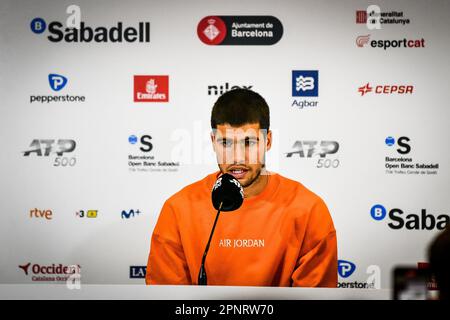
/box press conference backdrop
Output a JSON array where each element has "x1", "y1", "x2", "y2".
[{"x1": 0, "y1": 0, "x2": 449, "y2": 290}]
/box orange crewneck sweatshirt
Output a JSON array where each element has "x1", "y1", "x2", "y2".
[{"x1": 146, "y1": 171, "x2": 337, "y2": 287}]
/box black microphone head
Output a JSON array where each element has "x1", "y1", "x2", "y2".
[{"x1": 211, "y1": 173, "x2": 244, "y2": 211}]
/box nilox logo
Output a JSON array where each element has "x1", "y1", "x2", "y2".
[
  {"x1": 370, "y1": 204, "x2": 449, "y2": 230},
  {"x1": 30, "y1": 17, "x2": 150, "y2": 43}
]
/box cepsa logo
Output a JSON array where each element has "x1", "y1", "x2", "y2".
[
  {"x1": 358, "y1": 83, "x2": 414, "y2": 96},
  {"x1": 134, "y1": 76, "x2": 169, "y2": 102},
  {"x1": 370, "y1": 204, "x2": 449, "y2": 230},
  {"x1": 197, "y1": 16, "x2": 283, "y2": 45}
]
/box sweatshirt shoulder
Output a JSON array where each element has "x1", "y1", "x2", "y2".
[
  {"x1": 165, "y1": 172, "x2": 215, "y2": 206},
  {"x1": 275, "y1": 172, "x2": 326, "y2": 208}
]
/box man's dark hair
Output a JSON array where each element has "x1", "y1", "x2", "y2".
[
  {"x1": 211, "y1": 89, "x2": 270, "y2": 130},
  {"x1": 428, "y1": 226, "x2": 450, "y2": 300}
]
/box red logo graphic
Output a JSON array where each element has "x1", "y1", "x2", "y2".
[
  {"x1": 356, "y1": 35, "x2": 370, "y2": 47},
  {"x1": 197, "y1": 16, "x2": 227, "y2": 45},
  {"x1": 358, "y1": 83, "x2": 373, "y2": 96},
  {"x1": 134, "y1": 75, "x2": 169, "y2": 102},
  {"x1": 356, "y1": 10, "x2": 367, "y2": 23},
  {"x1": 359, "y1": 83, "x2": 414, "y2": 96}
]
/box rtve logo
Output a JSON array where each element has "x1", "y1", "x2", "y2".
[
  {"x1": 370, "y1": 204, "x2": 449, "y2": 230},
  {"x1": 29, "y1": 208, "x2": 53, "y2": 220}
]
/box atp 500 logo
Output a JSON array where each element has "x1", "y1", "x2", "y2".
[
  {"x1": 23, "y1": 139, "x2": 77, "y2": 167},
  {"x1": 285, "y1": 140, "x2": 340, "y2": 169},
  {"x1": 370, "y1": 204, "x2": 449, "y2": 230}
]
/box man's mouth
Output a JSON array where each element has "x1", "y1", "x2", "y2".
[{"x1": 228, "y1": 167, "x2": 249, "y2": 180}]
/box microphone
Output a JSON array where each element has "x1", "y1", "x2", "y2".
[{"x1": 198, "y1": 173, "x2": 244, "y2": 285}]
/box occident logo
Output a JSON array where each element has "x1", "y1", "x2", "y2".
[
  {"x1": 370, "y1": 204, "x2": 449, "y2": 230},
  {"x1": 30, "y1": 17, "x2": 150, "y2": 43},
  {"x1": 134, "y1": 75, "x2": 169, "y2": 102},
  {"x1": 19, "y1": 263, "x2": 81, "y2": 282},
  {"x1": 197, "y1": 16, "x2": 283, "y2": 45}
]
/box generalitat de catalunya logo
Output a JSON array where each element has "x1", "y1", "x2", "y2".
[{"x1": 197, "y1": 16, "x2": 283, "y2": 45}]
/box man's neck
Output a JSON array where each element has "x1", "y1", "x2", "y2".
[{"x1": 243, "y1": 169, "x2": 269, "y2": 198}]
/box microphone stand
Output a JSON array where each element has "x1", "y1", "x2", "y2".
[{"x1": 198, "y1": 201, "x2": 223, "y2": 285}]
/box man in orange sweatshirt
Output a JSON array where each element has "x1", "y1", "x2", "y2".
[{"x1": 146, "y1": 89, "x2": 337, "y2": 287}]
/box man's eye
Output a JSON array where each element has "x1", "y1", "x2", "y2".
[
  {"x1": 222, "y1": 140, "x2": 232, "y2": 147},
  {"x1": 246, "y1": 140, "x2": 257, "y2": 147}
]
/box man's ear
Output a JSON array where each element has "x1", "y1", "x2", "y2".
[
  {"x1": 210, "y1": 131, "x2": 216, "y2": 152},
  {"x1": 266, "y1": 130, "x2": 272, "y2": 151}
]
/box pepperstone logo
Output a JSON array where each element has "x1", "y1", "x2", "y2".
[
  {"x1": 30, "y1": 17, "x2": 150, "y2": 43},
  {"x1": 370, "y1": 204, "x2": 449, "y2": 230},
  {"x1": 337, "y1": 260, "x2": 380, "y2": 289},
  {"x1": 197, "y1": 16, "x2": 283, "y2": 45},
  {"x1": 384, "y1": 136, "x2": 440, "y2": 175},
  {"x1": 18, "y1": 263, "x2": 81, "y2": 282},
  {"x1": 30, "y1": 74, "x2": 86, "y2": 104}
]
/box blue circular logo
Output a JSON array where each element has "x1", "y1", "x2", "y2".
[
  {"x1": 370, "y1": 204, "x2": 387, "y2": 221},
  {"x1": 128, "y1": 135, "x2": 138, "y2": 144},
  {"x1": 30, "y1": 18, "x2": 47, "y2": 34},
  {"x1": 385, "y1": 136, "x2": 395, "y2": 146}
]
